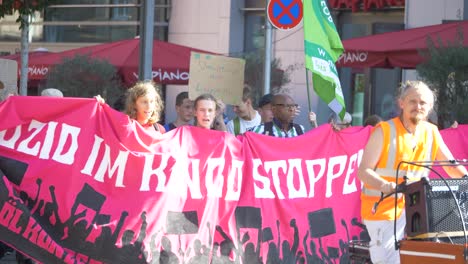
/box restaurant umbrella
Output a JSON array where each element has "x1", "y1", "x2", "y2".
[
  {"x1": 336, "y1": 21, "x2": 468, "y2": 69},
  {"x1": 23, "y1": 38, "x2": 214, "y2": 85}
]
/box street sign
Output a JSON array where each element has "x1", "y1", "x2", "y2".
[{"x1": 267, "y1": 0, "x2": 303, "y2": 30}]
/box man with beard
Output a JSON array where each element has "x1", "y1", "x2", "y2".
[
  {"x1": 251, "y1": 94, "x2": 304, "y2": 137},
  {"x1": 357, "y1": 81, "x2": 468, "y2": 264}
]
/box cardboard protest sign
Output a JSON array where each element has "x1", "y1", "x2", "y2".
[{"x1": 188, "y1": 52, "x2": 245, "y2": 105}]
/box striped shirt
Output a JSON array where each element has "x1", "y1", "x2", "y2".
[{"x1": 250, "y1": 119, "x2": 304, "y2": 138}]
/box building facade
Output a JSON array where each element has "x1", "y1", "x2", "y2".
[{"x1": 0, "y1": 0, "x2": 465, "y2": 127}]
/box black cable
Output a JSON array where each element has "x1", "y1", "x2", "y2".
[{"x1": 394, "y1": 160, "x2": 468, "y2": 262}]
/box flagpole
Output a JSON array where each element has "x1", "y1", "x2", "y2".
[
  {"x1": 263, "y1": 0, "x2": 272, "y2": 95},
  {"x1": 305, "y1": 68, "x2": 312, "y2": 111}
]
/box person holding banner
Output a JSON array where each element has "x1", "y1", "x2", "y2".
[
  {"x1": 123, "y1": 81, "x2": 166, "y2": 133},
  {"x1": 250, "y1": 94, "x2": 304, "y2": 137},
  {"x1": 357, "y1": 80, "x2": 468, "y2": 264},
  {"x1": 257, "y1": 93, "x2": 274, "y2": 124},
  {"x1": 95, "y1": 81, "x2": 165, "y2": 133},
  {"x1": 193, "y1": 93, "x2": 227, "y2": 131},
  {"x1": 14, "y1": 88, "x2": 65, "y2": 264},
  {"x1": 164, "y1": 91, "x2": 193, "y2": 131},
  {"x1": 328, "y1": 112, "x2": 352, "y2": 131},
  {"x1": 40, "y1": 88, "x2": 64, "y2": 97},
  {"x1": 226, "y1": 85, "x2": 261, "y2": 136},
  {"x1": 364, "y1": 114, "x2": 383, "y2": 127}
]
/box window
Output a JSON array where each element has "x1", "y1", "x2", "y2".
[
  {"x1": 244, "y1": 14, "x2": 265, "y2": 53},
  {"x1": 0, "y1": 0, "x2": 170, "y2": 43}
]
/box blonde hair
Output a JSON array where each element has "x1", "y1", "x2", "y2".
[
  {"x1": 398, "y1": 80, "x2": 435, "y2": 103},
  {"x1": 41, "y1": 88, "x2": 63, "y2": 97},
  {"x1": 124, "y1": 81, "x2": 164, "y2": 124}
]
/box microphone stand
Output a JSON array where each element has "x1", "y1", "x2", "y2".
[
  {"x1": 393, "y1": 159, "x2": 468, "y2": 262},
  {"x1": 372, "y1": 177, "x2": 408, "y2": 215}
]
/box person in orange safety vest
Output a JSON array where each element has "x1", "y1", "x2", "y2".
[{"x1": 357, "y1": 80, "x2": 468, "y2": 264}]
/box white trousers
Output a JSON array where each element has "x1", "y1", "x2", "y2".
[{"x1": 363, "y1": 211, "x2": 406, "y2": 264}]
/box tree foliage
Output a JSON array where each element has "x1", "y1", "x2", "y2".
[
  {"x1": 0, "y1": 0, "x2": 60, "y2": 28},
  {"x1": 242, "y1": 50, "x2": 299, "y2": 107},
  {"x1": 416, "y1": 28, "x2": 468, "y2": 129},
  {"x1": 45, "y1": 54, "x2": 125, "y2": 103}
]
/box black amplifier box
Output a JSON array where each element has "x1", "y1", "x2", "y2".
[{"x1": 404, "y1": 178, "x2": 468, "y2": 242}]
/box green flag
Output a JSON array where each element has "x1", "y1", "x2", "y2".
[{"x1": 303, "y1": 0, "x2": 346, "y2": 119}]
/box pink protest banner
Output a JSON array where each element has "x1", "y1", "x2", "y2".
[
  {"x1": 0, "y1": 96, "x2": 382, "y2": 263},
  {"x1": 427, "y1": 125, "x2": 468, "y2": 179}
]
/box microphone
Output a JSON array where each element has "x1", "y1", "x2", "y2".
[{"x1": 372, "y1": 178, "x2": 408, "y2": 215}]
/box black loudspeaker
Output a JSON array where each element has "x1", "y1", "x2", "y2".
[{"x1": 404, "y1": 178, "x2": 468, "y2": 242}]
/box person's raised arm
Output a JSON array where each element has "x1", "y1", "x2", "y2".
[{"x1": 357, "y1": 126, "x2": 396, "y2": 194}]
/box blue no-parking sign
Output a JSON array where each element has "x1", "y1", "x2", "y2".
[{"x1": 267, "y1": 0, "x2": 303, "y2": 30}]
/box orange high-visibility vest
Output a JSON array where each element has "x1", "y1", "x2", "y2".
[{"x1": 361, "y1": 117, "x2": 440, "y2": 221}]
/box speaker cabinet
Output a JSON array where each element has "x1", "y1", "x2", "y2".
[{"x1": 404, "y1": 178, "x2": 468, "y2": 242}]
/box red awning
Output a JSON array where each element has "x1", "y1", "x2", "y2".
[
  {"x1": 20, "y1": 39, "x2": 214, "y2": 85},
  {"x1": 0, "y1": 49, "x2": 51, "y2": 60},
  {"x1": 336, "y1": 21, "x2": 468, "y2": 69}
]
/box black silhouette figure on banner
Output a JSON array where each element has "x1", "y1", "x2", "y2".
[
  {"x1": 148, "y1": 228, "x2": 163, "y2": 264},
  {"x1": 165, "y1": 210, "x2": 199, "y2": 263},
  {"x1": 94, "y1": 211, "x2": 129, "y2": 259},
  {"x1": 212, "y1": 224, "x2": 238, "y2": 264},
  {"x1": 303, "y1": 231, "x2": 324, "y2": 264},
  {"x1": 40, "y1": 186, "x2": 63, "y2": 236},
  {"x1": 187, "y1": 221, "x2": 213, "y2": 264},
  {"x1": 116, "y1": 211, "x2": 148, "y2": 264},
  {"x1": 351, "y1": 218, "x2": 370, "y2": 242},
  {"x1": 266, "y1": 220, "x2": 281, "y2": 264},
  {"x1": 327, "y1": 246, "x2": 340, "y2": 263},
  {"x1": 211, "y1": 242, "x2": 220, "y2": 262},
  {"x1": 244, "y1": 241, "x2": 263, "y2": 264},
  {"x1": 187, "y1": 239, "x2": 209, "y2": 264},
  {"x1": 0, "y1": 156, "x2": 32, "y2": 235},
  {"x1": 62, "y1": 209, "x2": 90, "y2": 250},
  {"x1": 341, "y1": 219, "x2": 350, "y2": 244},
  {"x1": 206, "y1": 221, "x2": 214, "y2": 254},
  {"x1": 281, "y1": 219, "x2": 300, "y2": 264},
  {"x1": 297, "y1": 251, "x2": 306, "y2": 264},
  {"x1": 19, "y1": 178, "x2": 42, "y2": 210},
  {"x1": 339, "y1": 219, "x2": 351, "y2": 264},
  {"x1": 69, "y1": 183, "x2": 106, "y2": 235},
  {"x1": 61, "y1": 183, "x2": 106, "y2": 254},
  {"x1": 159, "y1": 236, "x2": 180, "y2": 264},
  {"x1": 0, "y1": 171, "x2": 9, "y2": 206},
  {"x1": 0, "y1": 172, "x2": 14, "y2": 259},
  {"x1": 6, "y1": 183, "x2": 52, "y2": 238},
  {"x1": 234, "y1": 206, "x2": 262, "y2": 264},
  {"x1": 339, "y1": 239, "x2": 349, "y2": 264}
]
